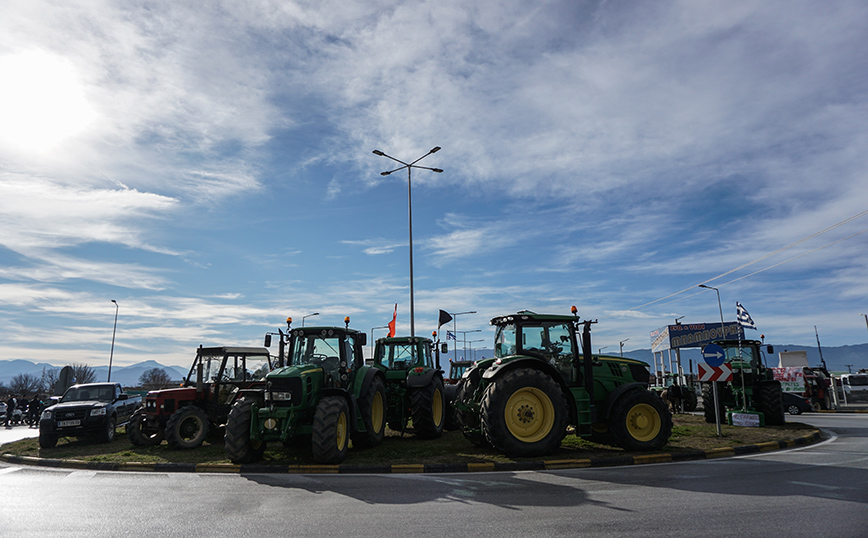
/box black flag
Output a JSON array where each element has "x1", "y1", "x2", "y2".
[{"x1": 438, "y1": 309, "x2": 453, "y2": 328}]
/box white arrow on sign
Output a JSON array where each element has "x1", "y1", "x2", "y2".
[{"x1": 702, "y1": 350, "x2": 723, "y2": 360}]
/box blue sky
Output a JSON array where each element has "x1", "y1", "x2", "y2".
[{"x1": 1, "y1": 1, "x2": 867, "y2": 370}]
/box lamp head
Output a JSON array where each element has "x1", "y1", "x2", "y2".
[{"x1": 372, "y1": 150, "x2": 385, "y2": 156}]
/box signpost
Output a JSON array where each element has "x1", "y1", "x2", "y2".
[{"x1": 700, "y1": 343, "x2": 730, "y2": 436}]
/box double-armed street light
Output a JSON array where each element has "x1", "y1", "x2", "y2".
[
  {"x1": 449, "y1": 310, "x2": 476, "y2": 362},
  {"x1": 108, "y1": 299, "x2": 118, "y2": 382},
  {"x1": 619, "y1": 338, "x2": 630, "y2": 357},
  {"x1": 698, "y1": 283, "x2": 724, "y2": 436},
  {"x1": 373, "y1": 147, "x2": 443, "y2": 337},
  {"x1": 302, "y1": 312, "x2": 320, "y2": 327}
]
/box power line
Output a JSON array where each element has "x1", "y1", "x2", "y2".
[{"x1": 629, "y1": 208, "x2": 868, "y2": 311}]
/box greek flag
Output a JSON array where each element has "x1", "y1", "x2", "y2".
[
  {"x1": 736, "y1": 302, "x2": 757, "y2": 329},
  {"x1": 447, "y1": 331, "x2": 456, "y2": 340}
]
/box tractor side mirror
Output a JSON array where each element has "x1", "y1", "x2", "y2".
[
  {"x1": 358, "y1": 333, "x2": 367, "y2": 346},
  {"x1": 264, "y1": 334, "x2": 272, "y2": 347},
  {"x1": 767, "y1": 345, "x2": 774, "y2": 354},
  {"x1": 441, "y1": 343, "x2": 448, "y2": 354}
]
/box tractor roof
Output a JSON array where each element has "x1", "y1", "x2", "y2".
[
  {"x1": 375, "y1": 336, "x2": 433, "y2": 345},
  {"x1": 489, "y1": 310, "x2": 577, "y2": 326},
  {"x1": 196, "y1": 346, "x2": 270, "y2": 355}
]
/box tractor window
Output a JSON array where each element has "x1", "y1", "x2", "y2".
[
  {"x1": 724, "y1": 345, "x2": 755, "y2": 364},
  {"x1": 421, "y1": 342, "x2": 433, "y2": 368},
  {"x1": 343, "y1": 335, "x2": 358, "y2": 369},
  {"x1": 382, "y1": 343, "x2": 417, "y2": 369},
  {"x1": 225, "y1": 354, "x2": 271, "y2": 382},
  {"x1": 198, "y1": 354, "x2": 222, "y2": 382},
  {"x1": 291, "y1": 335, "x2": 342, "y2": 373},
  {"x1": 494, "y1": 324, "x2": 517, "y2": 358},
  {"x1": 520, "y1": 322, "x2": 576, "y2": 383}
]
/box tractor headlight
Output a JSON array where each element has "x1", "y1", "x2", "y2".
[
  {"x1": 268, "y1": 391, "x2": 293, "y2": 402},
  {"x1": 90, "y1": 407, "x2": 107, "y2": 416}
]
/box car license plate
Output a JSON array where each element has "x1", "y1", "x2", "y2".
[{"x1": 58, "y1": 420, "x2": 80, "y2": 427}]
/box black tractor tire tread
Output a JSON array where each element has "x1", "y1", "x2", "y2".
[
  {"x1": 224, "y1": 396, "x2": 266, "y2": 464},
  {"x1": 165, "y1": 406, "x2": 210, "y2": 450},
  {"x1": 410, "y1": 377, "x2": 445, "y2": 440},
  {"x1": 126, "y1": 409, "x2": 165, "y2": 447},
  {"x1": 454, "y1": 367, "x2": 490, "y2": 447},
  {"x1": 701, "y1": 382, "x2": 730, "y2": 424},
  {"x1": 311, "y1": 396, "x2": 350, "y2": 464},
  {"x1": 756, "y1": 380, "x2": 786, "y2": 425},
  {"x1": 480, "y1": 367, "x2": 568, "y2": 457},
  {"x1": 352, "y1": 376, "x2": 387, "y2": 448}
]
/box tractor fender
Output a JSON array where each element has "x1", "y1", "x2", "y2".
[
  {"x1": 406, "y1": 368, "x2": 442, "y2": 389},
  {"x1": 480, "y1": 357, "x2": 578, "y2": 423},
  {"x1": 358, "y1": 367, "x2": 385, "y2": 399},
  {"x1": 597, "y1": 382, "x2": 648, "y2": 420}
]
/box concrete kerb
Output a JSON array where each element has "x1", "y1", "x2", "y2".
[{"x1": 0, "y1": 429, "x2": 823, "y2": 475}]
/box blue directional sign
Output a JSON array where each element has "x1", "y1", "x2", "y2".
[{"x1": 701, "y1": 343, "x2": 726, "y2": 367}]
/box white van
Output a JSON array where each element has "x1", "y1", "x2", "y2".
[{"x1": 841, "y1": 374, "x2": 868, "y2": 401}]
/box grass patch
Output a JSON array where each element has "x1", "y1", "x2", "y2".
[{"x1": 0, "y1": 414, "x2": 816, "y2": 466}]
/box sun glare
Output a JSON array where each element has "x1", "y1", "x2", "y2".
[{"x1": 0, "y1": 50, "x2": 96, "y2": 152}]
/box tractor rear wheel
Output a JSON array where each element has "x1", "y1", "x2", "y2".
[
  {"x1": 756, "y1": 380, "x2": 786, "y2": 425},
  {"x1": 353, "y1": 376, "x2": 386, "y2": 448},
  {"x1": 682, "y1": 389, "x2": 698, "y2": 412},
  {"x1": 411, "y1": 377, "x2": 445, "y2": 439},
  {"x1": 166, "y1": 406, "x2": 209, "y2": 449},
  {"x1": 127, "y1": 409, "x2": 164, "y2": 446},
  {"x1": 443, "y1": 383, "x2": 459, "y2": 431},
  {"x1": 225, "y1": 396, "x2": 266, "y2": 463},
  {"x1": 480, "y1": 367, "x2": 568, "y2": 457},
  {"x1": 311, "y1": 396, "x2": 350, "y2": 464},
  {"x1": 702, "y1": 382, "x2": 730, "y2": 423},
  {"x1": 454, "y1": 366, "x2": 490, "y2": 447},
  {"x1": 608, "y1": 389, "x2": 672, "y2": 452}
]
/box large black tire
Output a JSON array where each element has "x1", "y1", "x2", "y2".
[
  {"x1": 38, "y1": 429, "x2": 57, "y2": 449},
  {"x1": 454, "y1": 366, "x2": 490, "y2": 447},
  {"x1": 311, "y1": 396, "x2": 350, "y2": 464},
  {"x1": 756, "y1": 380, "x2": 786, "y2": 426},
  {"x1": 442, "y1": 383, "x2": 459, "y2": 431},
  {"x1": 352, "y1": 376, "x2": 386, "y2": 448},
  {"x1": 166, "y1": 406, "x2": 209, "y2": 450},
  {"x1": 607, "y1": 389, "x2": 672, "y2": 451},
  {"x1": 411, "y1": 376, "x2": 445, "y2": 439},
  {"x1": 224, "y1": 396, "x2": 266, "y2": 463},
  {"x1": 127, "y1": 409, "x2": 165, "y2": 447},
  {"x1": 682, "y1": 389, "x2": 698, "y2": 412},
  {"x1": 702, "y1": 382, "x2": 729, "y2": 424},
  {"x1": 480, "y1": 368, "x2": 568, "y2": 457},
  {"x1": 99, "y1": 415, "x2": 117, "y2": 444}
]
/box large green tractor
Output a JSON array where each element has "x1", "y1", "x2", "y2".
[
  {"x1": 224, "y1": 317, "x2": 386, "y2": 464},
  {"x1": 454, "y1": 308, "x2": 672, "y2": 457},
  {"x1": 701, "y1": 339, "x2": 785, "y2": 426},
  {"x1": 371, "y1": 336, "x2": 446, "y2": 439}
]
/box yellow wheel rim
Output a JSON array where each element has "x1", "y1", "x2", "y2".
[
  {"x1": 336, "y1": 411, "x2": 348, "y2": 450},
  {"x1": 372, "y1": 392, "x2": 384, "y2": 434},
  {"x1": 432, "y1": 387, "x2": 443, "y2": 427},
  {"x1": 626, "y1": 403, "x2": 661, "y2": 442},
  {"x1": 504, "y1": 387, "x2": 555, "y2": 443}
]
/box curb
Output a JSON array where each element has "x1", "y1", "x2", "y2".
[{"x1": 1, "y1": 429, "x2": 822, "y2": 475}]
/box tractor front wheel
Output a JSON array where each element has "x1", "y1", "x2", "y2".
[
  {"x1": 480, "y1": 368, "x2": 568, "y2": 457},
  {"x1": 166, "y1": 406, "x2": 209, "y2": 450},
  {"x1": 353, "y1": 376, "x2": 386, "y2": 448},
  {"x1": 225, "y1": 396, "x2": 266, "y2": 463},
  {"x1": 127, "y1": 409, "x2": 164, "y2": 447},
  {"x1": 454, "y1": 366, "x2": 490, "y2": 447},
  {"x1": 607, "y1": 389, "x2": 672, "y2": 452},
  {"x1": 411, "y1": 377, "x2": 445, "y2": 439},
  {"x1": 311, "y1": 396, "x2": 350, "y2": 464},
  {"x1": 756, "y1": 380, "x2": 786, "y2": 425}
]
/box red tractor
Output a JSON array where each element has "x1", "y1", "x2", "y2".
[{"x1": 127, "y1": 346, "x2": 272, "y2": 449}]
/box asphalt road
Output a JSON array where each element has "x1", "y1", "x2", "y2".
[{"x1": 1, "y1": 414, "x2": 866, "y2": 538}]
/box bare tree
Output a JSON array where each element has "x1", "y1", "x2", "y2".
[
  {"x1": 71, "y1": 363, "x2": 97, "y2": 385},
  {"x1": 10, "y1": 373, "x2": 42, "y2": 395},
  {"x1": 139, "y1": 368, "x2": 173, "y2": 390},
  {"x1": 41, "y1": 367, "x2": 59, "y2": 392}
]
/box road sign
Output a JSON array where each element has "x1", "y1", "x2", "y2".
[
  {"x1": 701, "y1": 343, "x2": 726, "y2": 367},
  {"x1": 698, "y1": 362, "x2": 733, "y2": 382}
]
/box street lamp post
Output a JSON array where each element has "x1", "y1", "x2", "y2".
[
  {"x1": 598, "y1": 346, "x2": 608, "y2": 354},
  {"x1": 448, "y1": 310, "x2": 477, "y2": 362},
  {"x1": 373, "y1": 147, "x2": 443, "y2": 337},
  {"x1": 619, "y1": 338, "x2": 630, "y2": 357},
  {"x1": 467, "y1": 339, "x2": 485, "y2": 361},
  {"x1": 456, "y1": 329, "x2": 482, "y2": 360},
  {"x1": 698, "y1": 284, "x2": 724, "y2": 436},
  {"x1": 302, "y1": 312, "x2": 320, "y2": 327},
  {"x1": 108, "y1": 300, "x2": 118, "y2": 382}
]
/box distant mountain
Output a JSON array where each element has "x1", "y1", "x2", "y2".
[{"x1": 0, "y1": 359, "x2": 188, "y2": 389}]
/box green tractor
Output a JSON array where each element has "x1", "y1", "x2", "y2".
[
  {"x1": 224, "y1": 317, "x2": 386, "y2": 464},
  {"x1": 454, "y1": 308, "x2": 672, "y2": 457},
  {"x1": 701, "y1": 339, "x2": 785, "y2": 426},
  {"x1": 371, "y1": 336, "x2": 446, "y2": 438}
]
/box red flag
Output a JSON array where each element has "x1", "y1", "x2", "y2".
[{"x1": 387, "y1": 303, "x2": 397, "y2": 337}]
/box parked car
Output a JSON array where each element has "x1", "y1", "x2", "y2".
[{"x1": 782, "y1": 392, "x2": 813, "y2": 415}]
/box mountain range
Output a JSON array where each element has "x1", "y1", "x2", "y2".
[{"x1": 0, "y1": 359, "x2": 189, "y2": 389}]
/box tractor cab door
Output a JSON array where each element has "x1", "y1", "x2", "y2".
[{"x1": 518, "y1": 321, "x2": 579, "y2": 385}]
